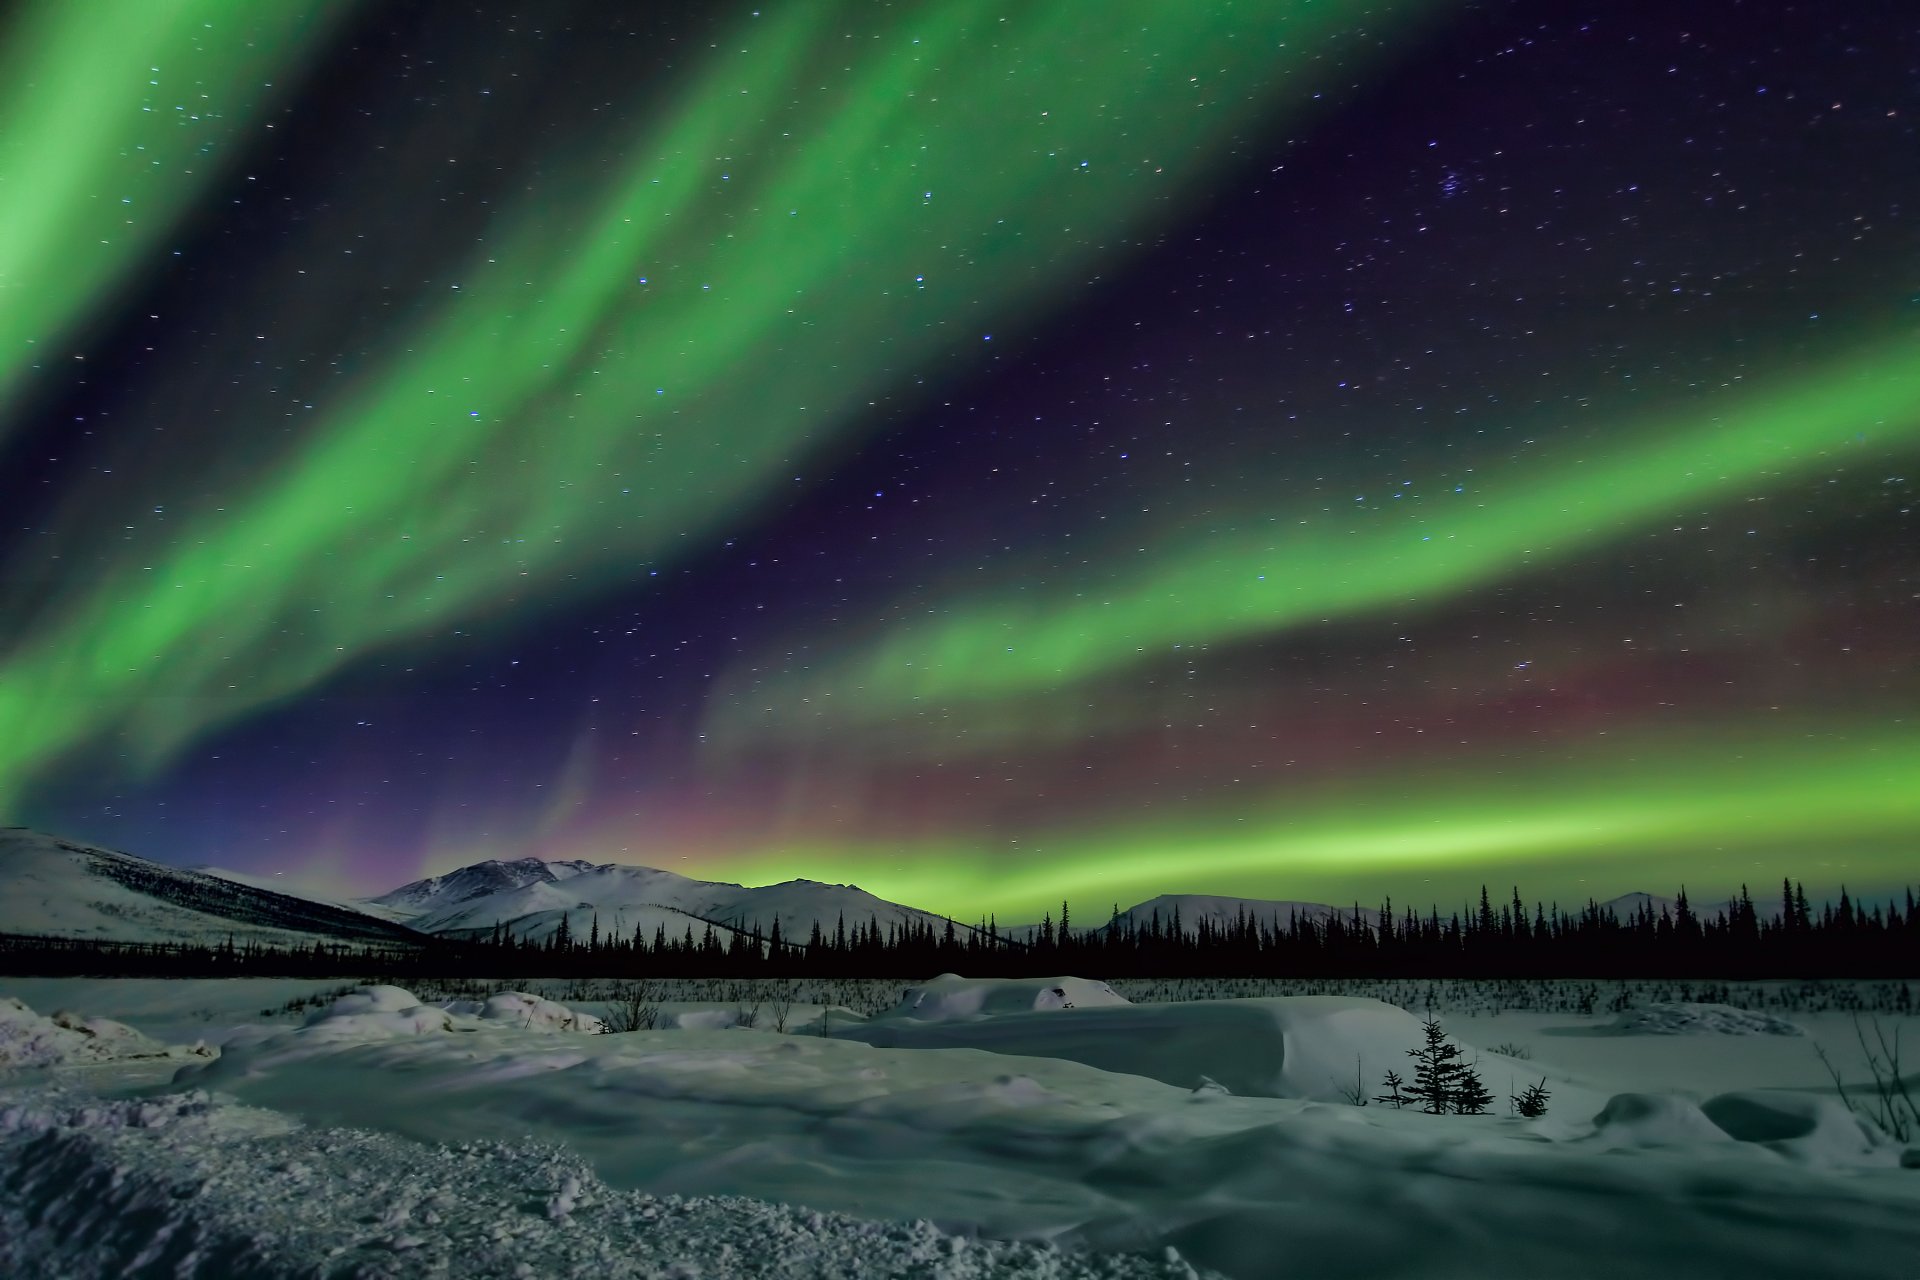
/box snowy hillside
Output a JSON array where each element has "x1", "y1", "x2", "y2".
[
  {"x1": 0, "y1": 829, "x2": 425, "y2": 947},
  {"x1": 191, "y1": 866, "x2": 417, "y2": 926}
]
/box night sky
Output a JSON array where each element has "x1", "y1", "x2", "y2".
[{"x1": 2, "y1": 0, "x2": 1915, "y2": 920}]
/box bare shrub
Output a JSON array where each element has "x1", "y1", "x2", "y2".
[
  {"x1": 768, "y1": 979, "x2": 797, "y2": 1033},
  {"x1": 1336, "y1": 1055, "x2": 1370, "y2": 1107},
  {"x1": 1816, "y1": 1014, "x2": 1916, "y2": 1144},
  {"x1": 602, "y1": 980, "x2": 660, "y2": 1033}
]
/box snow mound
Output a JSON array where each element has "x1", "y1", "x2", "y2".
[
  {"x1": 1610, "y1": 1002, "x2": 1805, "y2": 1036},
  {"x1": 852, "y1": 993, "x2": 1431, "y2": 1101},
  {"x1": 876, "y1": 973, "x2": 1132, "y2": 1021},
  {"x1": 0, "y1": 1087, "x2": 1208, "y2": 1279},
  {"x1": 1701, "y1": 1090, "x2": 1899, "y2": 1164},
  {"x1": 0, "y1": 995, "x2": 212, "y2": 1068},
  {"x1": 442, "y1": 991, "x2": 608, "y2": 1034},
  {"x1": 1586, "y1": 1092, "x2": 1739, "y2": 1148}
]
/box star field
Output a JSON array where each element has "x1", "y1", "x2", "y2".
[{"x1": 0, "y1": 0, "x2": 1914, "y2": 917}]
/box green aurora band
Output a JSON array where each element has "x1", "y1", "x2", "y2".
[
  {"x1": 718, "y1": 721, "x2": 1920, "y2": 921},
  {"x1": 0, "y1": 0, "x2": 351, "y2": 429},
  {"x1": 0, "y1": 0, "x2": 1417, "y2": 810},
  {"x1": 718, "y1": 326, "x2": 1920, "y2": 737}
]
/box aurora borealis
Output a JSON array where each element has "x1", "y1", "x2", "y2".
[{"x1": 1, "y1": 0, "x2": 1914, "y2": 919}]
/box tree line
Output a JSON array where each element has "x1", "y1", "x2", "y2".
[{"x1": 2, "y1": 877, "x2": 1915, "y2": 980}]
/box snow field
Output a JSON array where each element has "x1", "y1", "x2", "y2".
[
  {"x1": 147, "y1": 982, "x2": 1920, "y2": 1279},
  {"x1": 5, "y1": 975, "x2": 1920, "y2": 1277}
]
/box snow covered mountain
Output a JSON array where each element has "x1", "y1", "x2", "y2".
[
  {"x1": 0, "y1": 828, "x2": 425, "y2": 947},
  {"x1": 366, "y1": 856, "x2": 596, "y2": 918},
  {"x1": 400, "y1": 860, "x2": 969, "y2": 945}
]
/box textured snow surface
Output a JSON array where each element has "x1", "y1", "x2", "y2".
[
  {"x1": 8, "y1": 980, "x2": 1920, "y2": 1278},
  {"x1": 161, "y1": 987, "x2": 1920, "y2": 1279},
  {"x1": 0, "y1": 995, "x2": 213, "y2": 1068},
  {"x1": 1611, "y1": 1001, "x2": 1807, "y2": 1036},
  {"x1": 0, "y1": 1089, "x2": 1207, "y2": 1280}
]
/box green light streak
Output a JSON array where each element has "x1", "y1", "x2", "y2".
[
  {"x1": 0, "y1": 0, "x2": 349, "y2": 426},
  {"x1": 717, "y1": 721, "x2": 1920, "y2": 920},
  {"x1": 0, "y1": 0, "x2": 1418, "y2": 809},
  {"x1": 727, "y1": 330, "x2": 1920, "y2": 728}
]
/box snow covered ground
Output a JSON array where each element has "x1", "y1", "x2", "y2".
[{"x1": 2, "y1": 976, "x2": 1917, "y2": 1278}]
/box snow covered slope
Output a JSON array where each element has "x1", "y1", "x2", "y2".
[{"x1": 0, "y1": 828, "x2": 425, "y2": 947}]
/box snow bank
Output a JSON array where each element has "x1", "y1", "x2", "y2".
[
  {"x1": 1611, "y1": 1001, "x2": 1805, "y2": 1036},
  {"x1": 208, "y1": 985, "x2": 607, "y2": 1069},
  {"x1": 853, "y1": 992, "x2": 1432, "y2": 1101},
  {"x1": 876, "y1": 973, "x2": 1132, "y2": 1021},
  {"x1": 0, "y1": 1087, "x2": 1203, "y2": 1279},
  {"x1": 0, "y1": 995, "x2": 211, "y2": 1068},
  {"x1": 1701, "y1": 1090, "x2": 1900, "y2": 1165}
]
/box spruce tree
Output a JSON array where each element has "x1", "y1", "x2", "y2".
[
  {"x1": 1405, "y1": 1015, "x2": 1473, "y2": 1114},
  {"x1": 1452, "y1": 1060, "x2": 1494, "y2": 1115}
]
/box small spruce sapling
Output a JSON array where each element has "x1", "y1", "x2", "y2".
[
  {"x1": 1375, "y1": 1069, "x2": 1411, "y2": 1109},
  {"x1": 1512, "y1": 1078, "x2": 1552, "y2": 1118}
]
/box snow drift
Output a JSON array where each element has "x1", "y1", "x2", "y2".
[
  {"x1": 855, "y1": 990, "x2": 1435, "y2": 1101},
  {"x1": 0, "y1": 996, "x2": 212, "y2": 1069}
]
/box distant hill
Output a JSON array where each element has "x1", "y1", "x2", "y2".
[
  {"x1": 1006, "y1": 893, "x2": 1362, "y2": 942},
  {"x1": 0, "y1": 828, "x2": 425, "y2": 947},
  {"x1": 1595, "y1": 892, "x2": 1742, "y2": 921}
]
